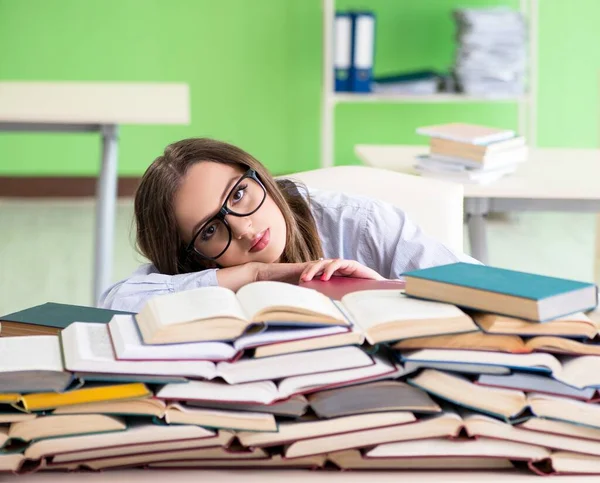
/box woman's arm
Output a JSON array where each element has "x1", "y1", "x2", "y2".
[{"x1": 100, "y1": 262, "x2": 312, "y2": 312}]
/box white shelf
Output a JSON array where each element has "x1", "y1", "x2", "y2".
[
  {"x1": 320, "y1": 0, "x2": 539, "y2": 168},
  {"x1": 331, "y1": 92, "x2": 528, "y2": 104}
]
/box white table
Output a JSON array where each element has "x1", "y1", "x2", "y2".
[
  {"x1": 15, "y1": 469, "x2": 600, "y2": 482},
  {"x1": 0, "y1": 82, "x2": 190, "y2": 304},
  {"x1": 355, "y1": 145, "x2": 600, "y2": 272}
]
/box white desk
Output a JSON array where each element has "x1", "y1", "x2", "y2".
[
  {"x1": 0, "y1": 82, "x2": 190, "y2": 304},
  {"x1": 16, "y1": 469, "x2": 600, "y2": 482},
  {"x1": 355, "y1": 145, "x2": 600, "y2": 271}
]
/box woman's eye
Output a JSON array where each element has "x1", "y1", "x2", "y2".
[
  {"x1": 232, "y1": 184, "x2": 247, "y2": 202},
  {"x1": 200, "y1": 224, "x2": 217, "y2": 241}
]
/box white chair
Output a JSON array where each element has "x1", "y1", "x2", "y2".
[{"x1": 285, "y1": 165, "x2": 464, "y2": 253}]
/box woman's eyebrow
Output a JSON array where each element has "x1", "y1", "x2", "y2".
[{"x1": 191, "y1": 174, "x2": 242, "y2": 233}]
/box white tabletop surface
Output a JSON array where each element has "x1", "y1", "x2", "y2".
[
  {"x1": 355, "y1": 144, "x2": 600, "y2": 200},
  {"x1": 0, "y1": 81, "x2": 190, "y2": 125},
  {"x1": 11, "y1": 469, "x2": 600, "y2": 482}
]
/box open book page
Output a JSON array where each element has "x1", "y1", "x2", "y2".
[
  {"x1": 156, "y1": 380, "x2": 279, "y2": 405},
  {"x1": 0, "y1": 335, "x2": 63, "y2": 372},
  {"x1": 557, "y1": 356, "x2": 600, "y2": 389},
  {"x1": 341, "y1": 291, "x2": 466, "y2": 330},
  {"x1": 234, "y1": 325, "x2": 348, "y2": 351},
  {"x1": 146, "y1": 286, "x2": 248, "y2": 328},
  {"x1": 109, "y1": 315, "x2": 236, "y2": 361},
  {"x1": 24, "y1": 423, "x2": 217, "y2": 461},
  {"x1": 61, "y1": 323, "x2": 216, "y2": 379},
  {"x1": 402, "y1": 349, "x2": 563, "y2": 375},
  {"x1": 236, "y1": 281, "x2": 345, "y2": 323},
  {"x1": 216, "y1": 346, "x2": 373, "y2": 385},
  {"x1": 277, "y1": 356, "x2": 396, "y2": 399}
]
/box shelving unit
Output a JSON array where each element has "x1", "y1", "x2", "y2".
[{"x1": 320, "y1": 0, "x2": 539, "y2": 168}]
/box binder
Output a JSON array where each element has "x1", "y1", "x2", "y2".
[
  {"x1": 349, "y1": 11, "x2": 375, "y2": 93},
  {"x1": 333, "y1": 13, "x2": 352, "y2": 92}
]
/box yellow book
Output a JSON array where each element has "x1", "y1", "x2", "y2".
[
  {"x1": 17, "y1": 383, "x2": 150, "y2": 412},
  {"x1": 0, "y1": 393, "x2": 20, "y2": 404}
]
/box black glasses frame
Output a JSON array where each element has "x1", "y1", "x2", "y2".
[{"x1": 185, "y1": 169, "x2": 267, "y2": 261}]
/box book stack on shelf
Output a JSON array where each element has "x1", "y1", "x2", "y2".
[
  {"x1": 1, "y1": 267, "x2": 600, "y2": 476},
  {"x1": 414, "y1": 122, "x2": 528, "y2": 184}
]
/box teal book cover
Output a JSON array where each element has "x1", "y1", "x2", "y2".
[
  {"x1": 403, "y1": 263, "x2": 596, "y2": 301},
  {"x1": 0, "y1": 302, "x2": 134, "y2": 329}
]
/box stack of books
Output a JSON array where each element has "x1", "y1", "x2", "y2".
[
  {"x1": 415, "y1": 122, "x2": 528, "y2": 184},
  {"x1": 0, "y1": 268, "x2": 600, "y2": 476}
]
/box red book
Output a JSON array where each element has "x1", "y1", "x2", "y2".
[{"x1": 300, "y1": 276, "x2": 405, "y2": 300}]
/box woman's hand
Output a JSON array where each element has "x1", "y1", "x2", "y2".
[{"x1": 300, "y1": 258, "x2": 384, "y2": 282}]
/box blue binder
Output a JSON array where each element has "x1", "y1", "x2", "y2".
[
  {"x1": 349, "y1": 11, "x2": 375, "y2": 93},
  {"x1": 334, "y1": 13, "x2": 352, "y2": 92}
]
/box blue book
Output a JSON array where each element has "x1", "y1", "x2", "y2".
[
  {"x1": 334, "y1": 13, "x2": 352, "y2": 92},
  {"x1": 349, "y1": 11, "x2": 375, "y2": 93},
  {"x1": 403, "y1": 263, "x2": 598, "y2": 322}
]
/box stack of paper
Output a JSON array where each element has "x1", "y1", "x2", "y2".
[{"x1": 453, "y1": 7, "x2": 527, "y2": 97}]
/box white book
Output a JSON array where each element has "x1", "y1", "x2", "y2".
[
  {"x1": 339, "y1": 291, "x2": 477, "y2": 344},
  {"x1": 401, "y1": 349, "x2": 562, "y2": 376},
  {"x1": 135, "y1": 281, "x2": 349, "y2": 344},
  {"x1": 135, "y1": 283, "x2": 477, "y2": 347},
  {"x1": 109, "y1": 314, "x2": 349, "y2": 362},
  {"x1": 0, "y1": 335, "x2": 72, "y2": 392},
  {"x1": 63, "y1": 322, "x2": 373, "y2": 384},
  {"x1": 366, "y1": 436, "x2": 549, "y2": 461},
  {"x1": 156, "y1": 356, "x2": 397, "y2": 404},
  {"x1": 416, "y1": 122, "x2": 516, "y2": 145}
]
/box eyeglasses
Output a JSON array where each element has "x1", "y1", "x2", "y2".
[{"x1": 186, "y1": 169, "x2": 267, "y2": 260}]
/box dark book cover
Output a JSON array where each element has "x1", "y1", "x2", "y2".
[{"x1": 0, "y1": 302, "x2": 134, "y2": 329}]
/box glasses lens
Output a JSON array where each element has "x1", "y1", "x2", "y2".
[
  {"x1": 226, "y1": 177, "x2": 266, "y2": 216},
  {"x1": 193, "y1": 218, "x2": 230, "y2": 258}
]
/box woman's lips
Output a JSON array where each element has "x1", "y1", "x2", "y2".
[{"x1": 250, "y1": 228, "x2": 270, "y2": 253}]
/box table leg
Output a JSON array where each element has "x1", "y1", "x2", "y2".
[
  {"x1": 93, "y1": 125, "x2": 119, "y2": 306},
  {"x1": 465, "y1": 198, "x2": 490, "y2": 264},
  {"x1": 595, "y1": 214, "x2": 600, "y2": 283}
]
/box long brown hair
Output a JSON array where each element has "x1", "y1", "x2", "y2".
[{"x1": 134, "y1": 138, "x2": 324, "y2": 275}]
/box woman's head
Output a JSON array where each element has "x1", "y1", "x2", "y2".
[{"x1": 134, "y1": 138, "x2": 323, "y2": 275}]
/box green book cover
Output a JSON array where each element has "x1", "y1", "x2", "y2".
[
  {"x1": 0, "y1": 302, "x2": 133, "y2": 329},
  {"x1": 403, "y1": 263, "x2": 596, "y2": 301}
]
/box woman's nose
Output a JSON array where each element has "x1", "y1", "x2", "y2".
[{"x1": 227, "y1": 215, "x2": 252, "y2": 239}]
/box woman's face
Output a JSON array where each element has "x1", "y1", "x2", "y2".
[{"x1": 174, "y1": 161, "x2": 287, "y2": 267}]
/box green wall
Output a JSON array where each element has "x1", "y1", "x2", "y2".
[{"x1": 0, "y1": 0, "x2": 598, "y2": 176}]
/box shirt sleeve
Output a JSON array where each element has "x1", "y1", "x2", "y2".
[
  {"x1": 360, "y1": 199, "x2": 481, "y2": 279},
  {"x1": 98, "y1": 264, "x2": 219, "y2": 313}
]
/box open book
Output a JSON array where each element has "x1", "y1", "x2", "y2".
[
  {"x1": 394, "y1": 331, "x2": 600, "y2": 356},
  {"x1": 155, "y1": 356, "x2": 399, "y2": 405},
  {"x1": 337, "y1": 290, "x2": 477, "y2": 344},
  {"x1": 329, "y1": 448, "x2": 516, "y2": 470},
  {"x1": 136, "y1": 283, "x2": 477, "y2": 346},
  {"x1": 464, "y1": 412, "x2": 600, "y2": 458},
  {"x1": 108, "y1": 314, "x2": 355, "y2": 362},
  {"x1": 23, "y1": 422, "x2": 220, "y2": 463},
  {"x1": 237, "y1": 412, "x2": 417, "y2": 450},
  {"x1": 473, "y1": 311, "x2": 599, "y2": 338},
  {"x1": 63, "y1": 322, "x2": 373, "y2": 384},
  {"x1": 135, "y1": 281, "x2": 350, "y2": 344},
  {"x1": 409, "y1": 369, "x2": 600, "y2": 424},
  {"x1": 0, "y1": 414, "x2": 125, "y2": 446},
  {"x1": 283, "y1": 411, "x2": 462, "y2": 459}
]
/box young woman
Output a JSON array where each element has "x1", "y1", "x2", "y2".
[{"x1": 100, "y1": 138, "x2": 478, "y2": 312}]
